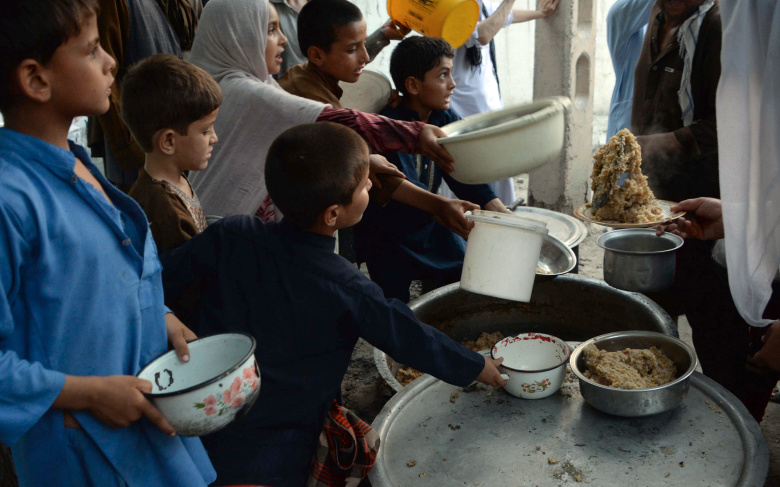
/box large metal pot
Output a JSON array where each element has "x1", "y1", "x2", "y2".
[
  {"x1": 597, "y1": 229, "x2": 684, "y2": 292},
  {"x1": 569, "y1": 331, "x2": 698, "y2": 417},
  {"x1": 375, "y1": 275, "x2": 678, "y2": 391}
]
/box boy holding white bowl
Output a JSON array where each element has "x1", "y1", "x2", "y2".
[
  {"x1": 354, "y1": 36, "x2": 512, "y2": 302},
  {"x1": 160, "y1": 122, "x2": 506, "y2": 486}
]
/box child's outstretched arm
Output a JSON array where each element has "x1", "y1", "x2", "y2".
[
  {"x1": 391, "y1": 181, "x2": 478, "y2": 238},
  {"x1": 477, "y1": 356, "x2": 507, "y2": 387},
  {"x1": 316, "y1": 107, "x2": 454, "y2": 173}
]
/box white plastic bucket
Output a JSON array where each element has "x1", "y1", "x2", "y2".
[{"x1": 460, "y1": 210, "x2": 548, "y2": 302}]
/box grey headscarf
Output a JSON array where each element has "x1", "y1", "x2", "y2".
[{"x1": 189, "y1": 0, "x2": 325, "y2": 217}]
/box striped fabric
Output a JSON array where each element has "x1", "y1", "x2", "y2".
[
  {"x1": 307, "y1": 400, "x2": 381, "y2": 487},
  {"x1": 677, "y1": 0, "x2": 716, "y2": 126}
]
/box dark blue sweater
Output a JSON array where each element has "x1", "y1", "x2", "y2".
[{"x1": 161, "y1": 216, "x2": 484, "y2": 486}]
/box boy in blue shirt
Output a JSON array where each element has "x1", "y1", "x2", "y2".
[
  {"x1": 354, "y1": 36, "x2": 513, "y2": 301},
  {"x1": 0, "y1": 1, "x2": 215, "y2": 485},
  {"x1": 161, "y1": 122, "x2": 506, "y2": 486}
]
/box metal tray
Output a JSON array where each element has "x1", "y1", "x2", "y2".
[
  {"x1": 369, "y1": 371, "x2": 767, "y2": 486},
  {"x1": 512, "y1": 206, "x2": 588, "y2": 249}
]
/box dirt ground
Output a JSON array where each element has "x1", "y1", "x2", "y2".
[{"x1": 342, "y1": 198, "x2": 780, "y2": 486}]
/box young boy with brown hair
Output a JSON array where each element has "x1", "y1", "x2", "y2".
[
  {"x1": 279, "y1": 0, "x2": 485, "y2": 271},
  {"x1": 0, "y1": 1, "x2": 215, "y2": 485},
  {"x1": 277, "y1": 0, "x2": 368, "y2": 107},
  {"x1": 161, "y1": 122, "x2": 506, "y2": 486},
  {"x1": 355, "y1": 36, "x2": 512, "y2": 301},
  {"x1": 122, "y1": 54, "x2": 222, "y2": 252}
]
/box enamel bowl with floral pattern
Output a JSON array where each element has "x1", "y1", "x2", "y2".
[
  {"x1": 137, "y1": 333, "x2": 260, "y2": 436},
  {"x1": 490, "y1": 332, "x2": 571, "y2": 399}
]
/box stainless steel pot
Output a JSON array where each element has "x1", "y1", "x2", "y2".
[
  {"x1": 597, "y1": 229, "x2": 684, "y2": 292},
  {"x1": 375, "y1": 276, "x2": 678, "y2": 391},
  {"x1": 569, "y1": 330, "x2": 698, "y2": 417}
]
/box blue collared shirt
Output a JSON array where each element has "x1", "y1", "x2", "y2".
[
  {"x1": 606, "y1": 0, "x2": 655, "y2": 138},
  {"x1": 0, "y1": 128, "x2": 215, "y2": 486}
]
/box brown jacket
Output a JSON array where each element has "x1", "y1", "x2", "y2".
[
  {"x1": 631, "y1": 2, "x2": 721, "y2": 202},
  {"x1": 129, "y1": 170, "x2": 205, "y2": 252},
  {"x1": 278, "y1": 62, "x2": 344, "y2": 108}
]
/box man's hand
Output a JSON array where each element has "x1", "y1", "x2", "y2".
[
  {"x1": 477, "y1": 356, "x2": 508, "y2": 387},
  {"x1": 433, "y1": 198, "x2": 479, "y2": 239},
  {"x1": 368, "y1": 154, "x2": 406, "y2": 190},
  {"x1": 654, "y1": 197, "x2": 724, "y2": 240},
  {"x1": 380, "y1": 18, "x2": 410, "y2": 41},
  {"x1": 418, "y1": 125, "x2": 454, "y2": 174},
  {"x1": 54, "y1": 375, "x2": 177, "y2": 436},
  {"x1": 166, "y1": 313, "x2": 197, "y2": 363},
  {"x1": 753, "y1": 321, "x2": 780, "y2": 373}
]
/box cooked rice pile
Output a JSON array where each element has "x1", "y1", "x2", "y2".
[
  {"x1": 395, "y1": 332, "x2": 504, "y2": 386},
  {"x1": 590, "y1": 129, "x2": 663, "y2": 223},
  {"x1": 582, "y1": 344, "x2": 676, "y2": 389}
]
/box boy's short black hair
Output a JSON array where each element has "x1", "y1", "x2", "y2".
[
  {"x1": 121, "y1": 54, "x2": 222, "y2": 153},
  {"x1": 266, "y1": 123, "x2": 368, "y2": 229},
  {"x1": 0, "y1": 0, "x2": 99, "y2": 112},
  {"x1": 390, "y1": 36, "x2": 455, "y2": 97},
  {"x1": 297, "y1": 0, "x2": 364, "y2": 56}
]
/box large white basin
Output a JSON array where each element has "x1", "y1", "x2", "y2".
[{"x1": 439, "y1": 97, "x2": 569, "y2": 184}]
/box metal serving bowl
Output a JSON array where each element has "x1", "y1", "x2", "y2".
[
  {"x1": 536, "y1": 233, "x2": 577, "y2": 281},
  {"x1": 569, "y1": 331, "x2": 698, "y2": 417},
  {"x1": 597, "y1": 229, "x2": 684, "y2": 292},
  {"x1": 375, "y1": 276, "x2": 678, "y2": 392}
]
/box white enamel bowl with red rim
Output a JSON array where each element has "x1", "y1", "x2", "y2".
[
  {"x1": 490, "y1": 332, "x2": 571, "y2": 399},
  {"x1": 136, "y1": 333, "x2": 260, "y2": 436}
]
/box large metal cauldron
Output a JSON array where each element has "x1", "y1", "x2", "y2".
[{"x1": 375, "y1": 275, "x2": 677, "y2": 391}]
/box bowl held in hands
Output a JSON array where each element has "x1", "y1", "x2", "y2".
[
  {"x1": 137, "y1": 333, "x2": 260, "y2": 437},
  {"x1": 439, "y1": 97, "x2": 569, "y2": 184}
]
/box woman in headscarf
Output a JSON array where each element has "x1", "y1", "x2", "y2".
[{"x1": 188, "y1": 0, "x2": 457, "y2": 221}]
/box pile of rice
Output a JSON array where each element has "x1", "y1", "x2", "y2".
[
  {"x1": 590, "y1": 129, "x2": 663, "y2": 223},
  {"x1": 582, "y1": 344, "x2": 676, "y2": 389}
]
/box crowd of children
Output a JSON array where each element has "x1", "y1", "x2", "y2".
[{"x1": 0, "y1": 0, "x2": 511, "y2": 485}]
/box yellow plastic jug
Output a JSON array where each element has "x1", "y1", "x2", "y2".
[{"x1": 387, "y1": 0, "x2": 479, "y2": 49}]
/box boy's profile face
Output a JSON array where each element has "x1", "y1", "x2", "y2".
[
  {"x1": 413, "y1": 56, "x2": 456, "y2": 111},
  {"x1": 171, "y1": 108, "x2": 219, "y2": 172},
  {"x1": 44, "y1": 13, "x2": 116, "y2": 119},
  {"x1": 265, "y1": 5, "x2": 288, "y2": 75},
  {"x1": 337, "y1": 156, "x2": 371, "y2": 229},
  {"x1": 313, "y1": 19, "x2": 369, "y2": 83}
]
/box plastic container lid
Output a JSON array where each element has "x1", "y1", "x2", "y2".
[{"x1": 466, "y1": 210, "x2": 549, "y2": 235}]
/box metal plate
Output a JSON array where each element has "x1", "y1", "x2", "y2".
[
  {"x1": 369, "y1": 372, "x2": 767, "y2": 487},
  {"x1": 512, "y1": 206, "x2": 588, "y2": 248},
  {"x1": 573, "y1": 200, "x2": 686, "y2": 229},
  {"x1": 338, "y1": 70, "x2": 392, "y2": 114}
]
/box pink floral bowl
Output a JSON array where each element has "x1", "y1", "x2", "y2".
[
  {"x1": 490, "y1": 332, "x2": 571, "y2": 399},
  {"x1": 137, "y1": 333, "x2": 260, "y2": 436}
]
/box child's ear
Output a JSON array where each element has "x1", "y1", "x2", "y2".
[
  {"x1": 404, "y1": 76, "x2": 420, "y2": 96},
  {"x1": 13, "y1": 59, "x2": 51, "y2": 103},
  {"x1": 154, "y1": 129, "x2": 177, "y2": 156},
  {"x1": 307, "y1": 45, "x2": 327, "y2": 67},
  {"x1": 321, "y1": 203, "x2": 340, "y2": 228}
]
